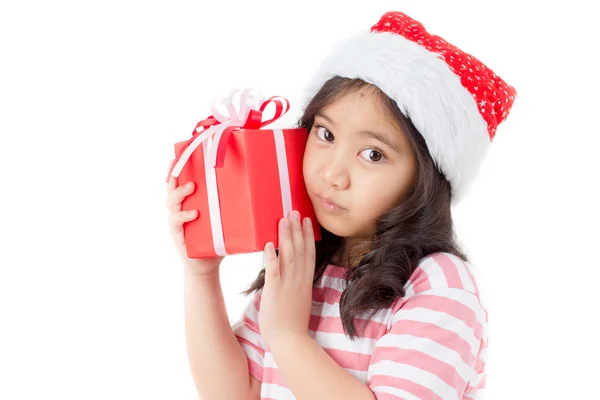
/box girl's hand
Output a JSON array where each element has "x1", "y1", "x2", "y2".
[
  {"x1": 165, "y1": 176, "x2": 224, "y2": 277},
  {"x1": 259, "y1": 210, "x2": 316, "y2": 347}
]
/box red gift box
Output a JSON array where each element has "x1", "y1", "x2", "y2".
[{"x1": 166, "y1": 89, "x2": 321, "y2": 258}]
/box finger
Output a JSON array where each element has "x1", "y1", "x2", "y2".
[
  {"x1": 263, "y1": 242, "x2": 280, "y2": 283},
  {"x1": 166, "y1": 181, "x2": 195, "y2": 213},
  {"x1": 166, "y1": 176, "x2": 179, "y2": 209},
  {"x1": 166, "y1": 175, "x2": 177, "y2": 194},
  {"x1": 166, "y1": 159, "x2": 176, "y2": 192},
  {"x1": 278, "y1": 217, "x2": 294, "y2": 280},
  {"x1": 168, "y1": 209, "x2": 199, "y2": 229},
  {"x1": 288, "y1": 211, "x2": 305, "y2": 279},
  {"x1": 303, "y1": 217, "x2": 316, "y2": 282}
]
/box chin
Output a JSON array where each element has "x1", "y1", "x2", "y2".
[{"x1": 314, "y1": 209, "x2": 353, "y2": 238}]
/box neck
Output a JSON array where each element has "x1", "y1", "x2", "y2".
[{"x1": 331, "y1": 236, "x2": 372, "y2": 269}]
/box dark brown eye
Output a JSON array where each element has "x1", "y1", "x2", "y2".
[
  {"x1": 316, "y1": 126, "x2": 334, "y2": 142},
  {"x1": 359, "y1": 148, "x2": 385, "y2": 162},
  {"x1": 369, "y1": 150, "x2": 382, "y2": 161}
]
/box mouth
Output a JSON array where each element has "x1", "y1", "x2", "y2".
[{"x1": 315, "y1": 193, "x2": 347, "y2": 213}]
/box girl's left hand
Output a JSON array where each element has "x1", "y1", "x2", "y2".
[{"x1": 259, "y1": 210, "x2": 316, "y2": 347}]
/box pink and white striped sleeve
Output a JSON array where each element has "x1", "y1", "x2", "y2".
[
  {"x1": 231, "y1": 289, "x2": 266, "y2": 382},
  {"x1": 366, "y1": 253, "x2": 488, "y2": 400}
]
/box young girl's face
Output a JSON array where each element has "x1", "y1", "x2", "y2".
[{"x1": 303, "y1": 88, "x2": 417, "y2": 239}]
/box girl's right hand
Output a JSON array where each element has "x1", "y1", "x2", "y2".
[{"x1": 166, "y1": 176, "x2": 224, "y2": 277}]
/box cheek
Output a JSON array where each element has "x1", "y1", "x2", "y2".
[
  {"x1": 355, "y1": 173, "x2": 407, "y2": 212},
  {"x1": 302, "y1": 145, "x2": 317, "y2": 188}
]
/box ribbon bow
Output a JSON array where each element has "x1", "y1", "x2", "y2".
[{"x1": 166, "y1": 88, "x2": 290, "y2": 183}]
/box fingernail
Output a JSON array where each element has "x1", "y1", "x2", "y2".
[
  {"x1": 266, "y1": 242, "x2": 274, "y2": 252},
  {"x1": 290, "y1": 210, "x2": 300, "y2": 221},
  {"x1": 304, "y1": 217, "x2": 312, "y2": 228},
  {"x1": 282, "y1": 218, "x2": 290, "y2": 230}
]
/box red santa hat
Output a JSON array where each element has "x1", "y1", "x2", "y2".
[{"x1": 302, "y1": 11, "x2": 517, "y2": 205}]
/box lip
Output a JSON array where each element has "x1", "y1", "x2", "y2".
[{"x1": 316, "y1": 193, "x2": 346, "y2": 212}]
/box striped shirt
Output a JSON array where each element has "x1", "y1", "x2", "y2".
[{"x1": 231, "y1": 252, "x2": 488, "y2": 399}]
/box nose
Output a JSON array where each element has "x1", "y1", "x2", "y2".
[{"x1": 319, "y1": 150, "x2": 350, "y2": 189}]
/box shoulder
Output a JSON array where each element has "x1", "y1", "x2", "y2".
[
  {"x1": 375, "y1": 253, "x2": 490, "y2": 392},
  {"x1": 389, "y1": 252, "x2": 488, "y2": 339},
  {"x1": 404, "y1": 252, "x2": 481, "y2": 297}
]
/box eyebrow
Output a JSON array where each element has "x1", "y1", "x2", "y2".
[{"x1": 315, "y1": 111, "x2": 401, "y2": 153}]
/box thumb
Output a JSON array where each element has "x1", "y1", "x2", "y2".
[{"x1": 263, "y1": 242, "x2": 280, "y2": 282}]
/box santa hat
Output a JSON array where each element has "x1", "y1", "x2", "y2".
[{"x1": 301, "y1": 11, "x2": 517, "y2": 205}]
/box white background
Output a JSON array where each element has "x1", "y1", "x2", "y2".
[{"x1": 1, "y1": 0, "x2": 598, "y2": 399}]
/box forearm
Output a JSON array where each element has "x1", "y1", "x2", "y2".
[
  {"x1": 183, "y1": 268, "x2": 251, "y2": 399},
  {"x1": 269, "y1": 333, "x2": 376, "y2": 400}
]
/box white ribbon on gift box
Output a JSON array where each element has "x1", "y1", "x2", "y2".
[{"x1": 169, "y1": 88, "x2": 292, "y2": 256}]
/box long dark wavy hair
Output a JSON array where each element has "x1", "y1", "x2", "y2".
[{"x1": 241, "y1": 76, "x2": 468, "y2": 340}]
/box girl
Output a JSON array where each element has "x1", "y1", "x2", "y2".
[{"x1": 166, "y1": 11, "x2": 516, "y2": 400}]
